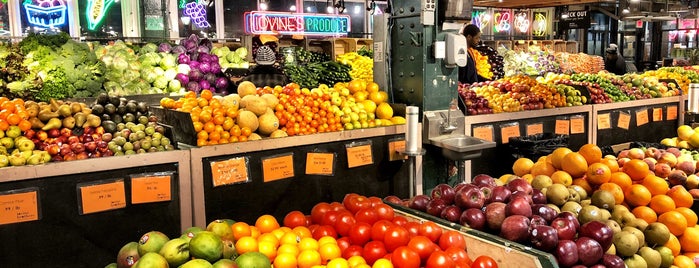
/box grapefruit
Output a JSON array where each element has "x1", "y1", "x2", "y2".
[
  {"x1": 257, "y1": 113, "x2": 279, "y2": 136},
  {"x1": 376, "y1": 103, "x2": 393, "y2": 120}
]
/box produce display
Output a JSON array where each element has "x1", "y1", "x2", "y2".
[
  {"x1": 470, "y1": 48, "x2": 493, "y2": 80},
  {"x1": 501, "y1": 46, "x2": 560, "y2": 77},
  {"x1": 104, "y1": 194, "x2": 499, "y2": 268},
  {"x1": 336, "y1": 52, "x2": 374, "y2": 82},
  {"x1": 661, "y1": 125, "x2": 699, "y2": 150},
  {"x1": 284, "y1": 48, "x2": 352, "y2": 89},
  {"x1": 644, "y1": 67, "x2": 699, "y2": 94},
  {"x1": 474, "y1": 44, "x2": 504, "y2": 80}
]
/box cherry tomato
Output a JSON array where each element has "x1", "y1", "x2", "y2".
[
  {"x1": 362, "y1": 241, "x2": 388, "y2": 265},
  {"x1": 355, "y1": 208, "x2": 379, "y2": 225},
  {"x1": 368, "y1": 196, "x2": 384, "y2": 207},
  {"x1": 471, "y1": 256, "x2": 498, "y2": 268},
  {"x1": 321, "y1": 210, "x2": 341, "y2": 226},
  {"x1": 344, "y1": 194, "x2": 372, "y2": 214},
  {"x1": 384, "y1": 225, "x2": 411, "y2": 252},
  {"x1": 311, "y1": 202, "x2": 332, "y2": 224},
  {"x1": 329, "y1": 201, "x2": 346, "y2": 211},
  {"x1": 391, "y1": 246, "x2": 421, "y2": 268},
  {"x1": 337, "y1": 237, "x2": 351, "y2": 252},
  {"x1": 342, "y1": 244, "x2": 364, "y2": 259},
  {"x1": 444, "y1": 246, "x2": 471, "y2": 265},
  {"x1": 371, "y1": 220, "x2": 394, "y2": 242},
  {"x1": 407, "y1": 236, "x2": 437, "y2": 262},
  {"x1": 418, "y1": 221, "x2": 443, "y2": 243},
  {"x1": 438, "y1": 230, "x2": 466, "y2": 251},
  {"x1": 392, "y1": 215, "x2": 409, "y2": 226},
  {"x1": 373, "y1": 203, "x2": 395, "y2": 221},
  {"x1": 283, "y1": 210, "x2": 307, "y2": 228},
  {"x1": 348, "y1": 222, "x2": 372, "y2": 246},
  {"x1": 404, "y1": 221, "x2": 421, "y2": 238},
  {"x1": 334, "y1": 211, "x2": 356, "y2": 237},
  {"x1": 426, "y1": 251, "x2": 456, "y2": 268},
  {"x1": 312, "y1": 225, "x2": 338, "y2": 239}
]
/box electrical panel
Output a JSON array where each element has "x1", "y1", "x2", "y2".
[{"x1": 421, "y1": 0, "x2": 436, "y2": 25}]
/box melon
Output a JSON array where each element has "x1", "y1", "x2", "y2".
[
  {"x1": 257, "y1": 113, "x2": 279, "y2": 135},
  {"x1": 269, "y1": 130, "x2": 288, "y2": 138},
  {"x1": 260, "y1": 94, "x2": 279, "y2": 109},
  {"x1": 242, "y1": 96, "x2": 267, "y2": 116},
  {"x1": 237, "y1": 110, "x2": 259, "y2": 132},
  {"x1": 237, "y1": 81, "x2": 257, "y2": 98},
  {"x1": 247, "y1": 133, "x2": 262, "y2": 141}
]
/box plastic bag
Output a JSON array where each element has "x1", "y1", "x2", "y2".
[{"x1": 509, "y1": 133, "x2": 569, "y2": 160}]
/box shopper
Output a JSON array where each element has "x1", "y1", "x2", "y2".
[
  {"x1": 239, "y1": 45, "x2": 289, "y2": 88},
  {"x1": 604, "y1": 43, "x2": 627, "y2": 75},
  {"x1": 459, "y1": 24, "x2": 481, "y2": 85}
]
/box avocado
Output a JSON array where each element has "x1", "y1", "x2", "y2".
[
  {"x1": 137, "y1": 102, "x2": 149, "y2": 114},
  {"x1": 91, "y1": 104, "x2": 105, "y2": 115},
  {"x1": 117, "y1": 105, "x2": 127, "y2": 115},
  {"x1": 96, "y1": 93, "x2": 109, "y2": 105},
  {"x1": 125, "y1": 102, "x2": 138, "y2": 114},
  {"x1": 101, "y1": 114, "x2": 111, "y2": 121},
  {"x1": 104, "y1": 103, "x2": 117, "y2": 115},
  {"x1": 111, "y1": 114, "x2": 123, "y2": 124},
  {"x1": 123, "y1": 113, "x2": 136, "y2": 123},
  {"x1": 109, "y1": 96, "x2": 121, "y2": 107},
  {"x1": 102, "y1": 120, "x2": 117, "y2": 134}
]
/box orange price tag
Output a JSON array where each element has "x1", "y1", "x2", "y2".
[
  {"x1": 263, "y1": 154, "x2": 295, "y2": 182},
  {"x1": 636, "y1": 109, "x2": 649, "y2": 126},
  {"x1": 597, "y1": 113, "x2": 611, "y2": 129},
  {"x1": 652, "y1": 108, "x2": 663, "y2": 122},
  {"x1": 500, "y1": 125, "x2": 520, "y2": 144},
  {"x1": 306, "y1": 153, "x2": 335, "y2": 175},
  {"x1": 526, "y1": 123, "x2": 543, "y2": 136},
  {"x1": 388, "y1": 140, "x2": 408, "y2": 161},
  {"x1": 555, "y1": 120, "x2": 570, "y2": 135},
  {"x1": 618, "y1": 112, "x2": 631, "y2": 130},
  {"x1": 473, "y1": 125, "x2": 494, "y2": 142},
  {"x1": 347, "y1": 144, "x2": 374, "y2": 168},
  {"x1": 79, "y1": 181, "x2": 126, "y2": 215},
  {"x1": 131, "y1": 175, "x2": 172, "y2": 204},
  {"x1": 667, "y1": 106, "x2": 678, "y2": 120},
  {"x1": 570, "y1": 117, "x2": 585, "y2": 134},
  {"x1": 211, "y1": 158, "x2": 249, "y2": 187},
  {"x1": 0, "y1": 190, "x2": 39, "y2": 225}
]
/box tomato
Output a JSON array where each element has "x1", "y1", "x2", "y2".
[
  {"x1": 407, "y1": 236, "x2": 437, "y2": 262},
  {"x1": 471, "y1": 256, "x2": 498, "y2": 268},
  {"x1": 283, "y1": 210, "x2": 308, "y2": 228},
  {"x1": 418, "y1": 221, "x2": 443, "y2": 243},
  {"x1": 355, "y1": 208, "x2": 379, "y2": 225},
  {"x1": 391, "y1": 246, "x2": 421, "y2": 268},
  {"x1": 384, "y1": 225, "x2": 411, "y2": 252},
  {"x1": 348, "y1": 222, "x2": 372, "y2": 246},
  {"x1": 334, "y1": 211, "x2": 357, "y2": 237},
  {"x1": 368, "y1": 196, "x2": 384, "y2": 207},
  {"x1": 392, "y1": 215, "x2": 409, "y2": 226},
  {"x1": 373, "y1": 203, "x2": 395, "y2": 221},
  {"x1": 329, "y1": 201, "x2": 346, "y2": 211},
  {"x1": 362, "y1": 241, "x2": 388, "y2": 265},
  {"x1": 438, "y1": 230, "x2": 466, "y2": 251},
  {"x1": 337, "y1": 237, "x2": 351, "y2": 252},
  {"x1": 311, "y1": 202, "x2": 332, "y2": 224},
  {"x1": 312, "y1": 225, "x2": 338, "y2": 240},
  {"x1": 344, "y1": 194, "x2": 372, "y2": 214},
  {"x1": 321, "y1": 210, "x2": 341, "y2": 226},
  {"x1": 404, "y1": 222, "x2": 421, "y2": 238},
  {"x1": 371, "y1": 220, "x2": 394, "y2": 241},
  {"x1": 342, "y1": 244, "x2": 364, "y2": 259},
  {"x1": 444, "y1": 246, "x2": 471, "y2": 265},
  {"x1": 426, "y1": 251, "x2": 456, "y2": 268}
]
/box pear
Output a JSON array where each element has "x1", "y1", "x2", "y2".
[
  {"x1": 74, "y1": 112, "x2": 87, "y2": 127},
  {"x1": 638, "y1": 246, "x2": 662, "y2": 268},
  {"x1": 58, "y1": 104, "x2": 72, "y2": 117},
  {"x1": 62, "y1": 116, "x2": 76, "y2": 129},
  {"x1": 25, "y1": 102, "x2": 40, "y2": 117},
  {"x1": 8, "y1": 152, "x2": 26, "y2": 166},
  {"x1": 26, "y1": 154, "x2": 42, "y2": 165},
  {"x1": 0, "y1": 155, "x2": 8, "y2": 167},
  {"x1": 29, "y1": 117, "x2": 45, "y2": 129},
  {"x1": 86, "y1": 114, "x2": 102, "y2": 128},
  {"x1": 38, "y1": 109, "x2": 59, "y2": 122},
  {"x1": 70, "y1": 102, "x2": 83, "y2": 114},
  {"x1": 42, "y1": 118, "x2": 62, "y2": 131}
]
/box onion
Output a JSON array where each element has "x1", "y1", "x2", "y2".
[
  {"x1": 199, "y1": 80, "x2": 211, "y2": 90},
  {"x1": 215, "y1": 77, "x2": 229, "y2": 90},
  {"x1": 176, "y1": 73, "x2": 189, "y2": 85}
]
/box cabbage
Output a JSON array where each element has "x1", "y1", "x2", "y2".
[
  {"x1": 213, "y1": 46, "x2": 230, "y2": 58},
  {"x1": 183, "y1": 39, "x2": 197, "y2": 52},
  {"x1": 141, "y1": 43, "x2": 158, "y2": 54},
  {"x1": 139, "y1": 53, "x2": 161, "y2": 67},
  {"x1": 187, "y1": 81, "x2": 201, "y2": 92},
  {"x1": 176, "y1": 73, "x2": 190, "y2": 85},
  {"x1": 226, "y1": 52, "x2": 240, "y2": 63},
  {"x1": 198, "y1": 53, "x2": 211, "y2": 63},
  {"x1": 172, "y1": 45, "x2": 187, "y2": 55},
  {"x1": 215, "y1": 77, "x2": 229, "y2": 90},
  {"x1": 205, "y1": 73, "x2": 217, "y2": 84},
  {"x1": 159, "y1": 42, "x2": 173, "y2": 53},
  {"x1": 168, "y1": 79, "x2": 182, "y2": 92},
  {"x1": 154, "y1": 67, "x2": 165, "y2": 76},
  {"x1": 199, "y1": 80, "x2": 211, "y2": 90},
  {"x1": 189, "y1": 61, "x2": 200, "y2": 71},
  {"x1": 112, "y1": 56, "x2": 129, "y2": 71},
  {"x1": 160, "y1": 54, "x2": 177, "y2": 69},
  {"x1": 154, "y1": 76, "x2": 169, "y2": 89},
  {"x1": 200, "y1": 38, "x2": 213, "y2": 50},
  {"x1": 164, "y1": 69, "x2": 178, "y2": 80},
  {"x1": 210, "y1": 62, "x2": 221, "y2": 74},
  {"x1": 177, "y1": 64, "x2": 191, "y2": 74},
  {"x1": 197, "y1": 45, "x2": 210, "y2": 54},
  {"x1": 189, "y1": 69, "x2": 204, "y2": 81},
  {"x1": 187, "y1": 34, "x2": 200, "y2": 46},
  {"x1": 199, "y1": 62, "x2": 211, "y2": 73},
  {"x1": 124, "y1": 70, "x2": 140, "y2": 82},
  {"x1": 178, "y1": 53, "x2": 190, "y2": 64},
  {"x1": 235, "y1": 47, "x2": 248, "y2": 58}
]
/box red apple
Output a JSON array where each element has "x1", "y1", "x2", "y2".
[
  {"x1": 36, "y1": 131, "x2": 48, "y2": 141},
  {"x1": 507, "y1": 178, "x2": 533, "y2": 195},
  {"x1": 426, "y1": 198, "x2": 448, "y2": 217},
  {"x1": 489, "y1": 185, "x2": 511, "y2": 203},
  {"x1": 453, "y1": 182, "x2": 471, "y2": 193},
  {"x1": 485, "y1": 202, "x2": 507, "y2": 231},
  {"x1": 101, "y1": 133, "x2": 113, "y2": 142},
  {"x1": 530, "y1": 215, "x2": 547, "y2": 227},
  {"x1": 83, "y1": 127, "x2": 95, "y2": 135},
  {"x1": 47, "y1": 128, "x2": 61, "y2": 138},
  {"x1": 51, "y1": 155, "x2": 63, "y2": 162},
  {"x1": 551, "y1": 217, "x2": 577, "y2": 241},
  {"x1": 383, "y1": 196, "x2": 402, "y2": 205},
  {"x1": 506, "y1": 196, "x2": 532, "y2": 217},
  {"x1": 71, "y1": 143, "x2": 85, "y2": 153},
  {"x1": 500, "y1": 215, "x2": 530, "y2": 243},
  {"x1": 602, "y1": 255, "x2": 625, "y2": 268},
  {"x1": 60, "y1": 128, "x2": 72, "y2": 137},
  {"x1": 556, "y1": 211, "x2": 580, "y2": 230},
  {"x1": 24, "y1": 129, "x2": 36, "y2": 139},
  {"x1": 579, "y1": 221, "x2": 613, "y2": 251},
  {"x1": 529, "y1": 225, "x2": 558, "y2": 251},
  {"x1": 63, "y1": 154, "x2": 77, "y2": 161},
  {"x1": 408, "y1": 195, "x2": 431, "y2": 212},
  {"x1": 95, "y1": 126, "x2": 105, "y2": 135},
  {"x1": 511, "y1": 191, "x2": 533, "y2": 205},
  {"x1": 480, "y1": 186, "x2": 493, "y2": 202},
  {"x1": 455, "y1": 187, "x2": 485, "y2": 210},
  {"x1": 532, "y1": 204, "x2": 558, "y2": 223},
  {"x1": 60, "y1": 144, "x2": 72, "y2": 156},
  {"x1": 81, "y1": 134, "x2": 94, "y2": 143},
  {"x1": 555, "y1": 240, "x2": 579, "y2": 267},
  {"x1": 96, "y1": 140, "x2": 108, "y2": 149},
  {"x1": 460, "y1": 208, "x2": 486, "y2": 230},
  {"x1": 84, "y1": 141, "x2": 97, "y2": 152},
  {"x1": 472, "y1": 174, "x2": 496, "y2": 187},
  {"x1": 531, "y1": 189, "x2": 547, "y2": 204},
  {"x1": 689, "y1": 189, "x2": 699, "y2": 199},
  {"x1": 46, "y1": 144, "x2": 60, "y2": 156},
  {"x1": 67, "y1": 136, "x2": 80, "y2": 144},
  {"x1": 431, "y1": 184, "x2": 456, "y2": 205},
  {"x1": 576, "y1": 237, "x2": 603, "y2": 266},
  {"x1": 440, "y1": 205, "x2": 462, "y2": 223}
]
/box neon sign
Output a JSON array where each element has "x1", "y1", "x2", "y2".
[
  {"x1": 532, "y1": 12, "x2": 547, "y2": 37},
  {"x1": 514, "y1": 12, "x2": 529, "y2": 33},
  {"x1": 183, "y1": 1, "x2": 210, "y2": 28},
  {"x1": 493, "y1": 10, "x2": 511, "y2": 33},
  {"x1": 24, "y1": 0, "x2": 68, "y2": 28},
  {"x1": 86, "y1": 0, "x2": 116, "y2": 31},
  {"x1": 244, "y1": 11, "x2": 350, "y2": 36},
  {"x1": 471, "y1": 10, "x2": 491, "y2": 30}
]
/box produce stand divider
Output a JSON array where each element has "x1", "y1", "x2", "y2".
[
  {"x1": 566, "y1": 41, "x2": 579, "y2": 53},
  {"x1": 387, "y1": 203, "x2": 559, "y2": 268},
  {"x1": 514, "y1": 40, "x2": 529, "y2": 52},
  {"x1": 554, "y1": 40, "x2": 567, "y2": 52},
  {"x1": 0, "y1": 150, "x2": 192, "y2": 267},
  {"x1": 190, "y1": 125, "x2": 408, "y2": 227}
]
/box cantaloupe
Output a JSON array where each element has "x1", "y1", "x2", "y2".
[
  {"x1": 269, "y1": 130, "x2": 288, "y2": 138},
  {"x1": 244, "y1": 96, "x2": 268, "y2": 116},
  {"x1": 247, "y1": 133, "x2": 262, "y2": 141},
  {"x1": 237, "y1": 110, "x2": 259, "y2": 132},
  {"x1": 260, "y1": 94, "x2": 279, "y2": 109},
  {"x1": 237, "y1": 81, "x2": 257, "y2": 98},
  {"x1": 257, "y1": 113, "x2": 279, "y2": 135}
]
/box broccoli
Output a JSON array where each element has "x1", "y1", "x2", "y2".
[{"x1": 34, "y1": 69, "x2": 76, "y2": 102}]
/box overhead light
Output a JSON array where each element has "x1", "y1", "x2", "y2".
[
  {"x1": 622, "y1": 8, "x2": 630, "y2": 14},
  {"x1": 630, "y1": 0, "x2": 640, "y2": 2},
  {"x1": 307, "y1": 7, "x2": 312, "y2": 12},
  {"x1": 290, "y1": 5, "x2": 296, "y2": 11},
  {"x1": 353, "y1": 5, "x2": 360, "y2": 14},
  {"x1": 498, "y1": 0, "x2": 503, "y2": 2},
  {"x1": 327, "y1": 6, "x2": 335, "y2": 13},
  {"x1": 562, "y1": 13, "x2": 569, "y2": 19},
  {"x1": 259, "y1": 2, "x2": 268, "y2": 10}
]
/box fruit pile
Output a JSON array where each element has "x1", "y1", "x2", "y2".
[
  {"x1": 336, "y1": 52, "x2": 373, "y2": 82},
  {"x1": 457, "y1": 83, "x2": 493, "y2": 115},
  {"x1": 661, "y1": 125, "x2": 699, "y2": 150},
  {"x1": 467, "y1": 75, "x2": 575, "y2": 113},
  {"x1": 474, "y1": 44, "x2": 504, "y2": 80},
  {"x1": 647, "y1": 67, "x2": 699, "y2": 94},
  {"x1": 555, "y1": 53, "x2": 605, "y2": 74},
  {"x1": 105, "y1": 194, "x2": 500, "y2": 268},
  {"x1": 470, "y1": 48, "x2": 493, "y2": 80},
  {"x1": 570, "y1": 73, "x2": 630, "y2": 102}
]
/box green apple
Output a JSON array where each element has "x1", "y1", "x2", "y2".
[
  {"x1": 0, "y1": 137, "x2": 14, "y2": 149},
  {"x1": 8, "y1": 152, "x2": 26, "y2": 166},
  {"x1": 16, "y1": 138, "x2": 35, "y2": 152},
  {"x1": 0, "y1": 129, "x2": 4, "y2": 138},
  {"x1": 26, "y1": 154, "x2": 42, "y2": 165},
  {"x1": 655, "y1": 246, "x2": 674, "y2": 268},
  {"x1": 0, "y1": 155, "x2": 9, "y2": 167},
  {"x1": 5, "y1": 126, "x2": 20, "y2": 138}
]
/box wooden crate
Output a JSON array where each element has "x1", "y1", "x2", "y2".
[
  {"x1": 566, "y1": 41, "x2": 579, "y2": 53},
  {"x1": 356, "y1": 38, "x2": 374, "y2": 52},
  {"x1": 540, "y1": 40, "x2": 555, "y2": 52},
  {"x1": 305, "y1": 38, "x2": 334, "y2": 57},
  {"x1": 331, "y1": 38, "x2": 357, "y2": 60},
  {"x1": 496, "y1": 40, "x2": 512, "y2": 51},
  {"x1": 554, "y1": 40, "x2": 567, "y2": 53},
  {"x1": 513, "y1": 40, "x2": 528, "y2": 52}
]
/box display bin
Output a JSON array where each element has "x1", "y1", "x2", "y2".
[
  {"x1": 496, "y1": 40, "x2": 513, "y2": 51},
  {"x1": 190, "y1": 125, "x2": 409, "y2": 227},
  {"x1": 149, "y1": 106, "x2": 197, "y2": 147},
  {"x1": 554, "y1": 40, "x2": 567, "y2": 53},
  {"x1": 330, "y1": 37, "x2": 357, "y2": 60},
  {"x1": 387, "y1": 203, "x2": 560, "y2": 268},
  {"x1": 539, "y1": 40, "x2": 555, "y2": 52},
  {"x1": 305, "y1": 38, "x2": 334, "y2": 56},
  {"x1": 513, "y1": 40, "x2": 529, "y2": 52},
  {"x1": 566, "y1": 41, "x2": 579, "y2": 53},
  {"x1": 0, "y1": 151, "x2": 192, "y2": 267},
  {"x1": 65, "y1": 93, "x2": 174, "y2": 107},
  {"x1": 356, "y1": 38, "x2": 374, "y2": 52}
]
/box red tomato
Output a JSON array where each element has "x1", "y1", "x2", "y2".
[
  {"x1": 384, "y1": 225, "x2": 411, "y2": 252},
  {"x1": 471, "y1": 256, "x2": 498, "y2": 268},
  {"x1": 305, "y1": 215, "x2": 312, "y2": 226},
  {"x1": 407, "y1": 236, "x2": 437, "y2": 262},
  {"x1": 444, "y1": 246, "x2": 471, "y2": 264},
  {"x1": 392, "y1": 215, "x2": 409, "y2": 226},
  {"x1": 283, "y1": 210, "x2": 307, "y2": 228},
  {"x1": 426, "y1": 251, "x2": 456, "y2": 268},
  {"x1": 438, "y1": 230, "x2": 466, "y2": 251},
  {"x1": 311, "y1": 202, "x2": 332, "y2": 224},
  {"x1": 321, "y1": 210, "x2": 341, "y2": 226},
  {"x1": 337, "y1": 237, "x2": 351, "y2": 252},
  {"x1": 371, "y1": 220, "x2": 394, "y2": 241},
  {"x1": 342, "y1": 244, "x2": 364, "y2": 259},
  {"x1": 349, "y1": 222, "x2": 373, "y2": 246},
  {"x1": 355, "y1": 208, "x2": 379, "y2": 225},
  {"x1": 391, "y1": 246, "x2": 421, "y2": 268},
  {"x1": 312, "y1": 225, "x2": 338, "y2": 239},
  {"x1": 362, "y1": 241, "x2": 388, "y2": 265},
  {"x1": 344, "y1": 195, "x2": 372, "y2": 214},
  {"x1": 373, "y1": 203, "x2": 395, "y2": 221},
  {"x1": 334, "y1": 211, "x2": 357, "y2": 237},
  {"x1": 404, "y1": 222, "x2": 421, "y2": 238},
  {"x1": 418, "y1": 221, "x2": 443, "y2": 243},
  {"x1": 330, "y1": 201, "x2": 346, "y2": 211},
  {"x1": 368, "y1": 196, "x2": 384, "y2": 207}
]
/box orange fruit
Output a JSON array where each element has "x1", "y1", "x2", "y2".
[
  {"x1": 255, "y1": 215, "x2": 281, "y2": 234},
  {"x1": 17, "y1": 119, "x2": 31, "y2": 131},
  {"x1": 0, "y1": 119, "x2": 8, "y2": 131},
  {"x1": 599, "y1": 182, "x2": 624, "y2": 204},
  {"x1": 578, "y1": 144, "x2": 603, "y2": 165},
  {"x1": 673, "y1": 255, "x2": 696, "y2": 268},
  {"x1": 658, "y1": 211, "x2": 688, "y2": 236},
  {"x1": 666, "y1": 233, "x2": 681, "y2": 256},
  {"x1": 549, "y1": 147, "x2": 573, "y2": 170},
  {"x1": 642, "y1": 175, "x2": 670, "y2": 196},
  {"x1": 586, "y1": 163, "x2": 611, "y2": 185},
  {"x1": 297, "y1": 249, "x2": 322, "y2": 268},
  {"x1": 366, "y1": 82, "x2": 380, "y2": 93},
  {"x1": 258, "y1": 240, "x2": 277, "y2": 260},
  {"x1": 293, "y1": 226, "x2": 312, "y2": 239},
  {"x1": 623, "y1": 159, "x2": 650, "y2": 181},
  {"x1": 530, "y1": 160, "x2": 555, "y2": 177},
  {"x1": 667, "y1": 186, "x2": 694, "y2": 208},
  {"x1": 632, "y1": 206, "x2": 657, "y2": 223},
  {"x1": 232, "y1": 222, "x2": 252, "y2": 240},
  {"x1": 512, "y1": 158, "x2": 534, "y2": 177},
  {"x1": 609, "y1": 171, "x2": 633, "y2": 190},
  {"x1": 6, "y1": 113, "x2": 20, "y2": 125},
  {"x1": 600, "y1": 157, "x2": 620, "y2": 173},
  {"x1": 551, "y1": 171, "x2": 573, "y2": 186},
  {"x1": 624, "y1": 184, "x2": 652, "y2": 207},
  {"x1": 649, "y1": 195, "x2": 676, "y2": 214},
  {"x1": 675, "y1": 207, "x2": 698, "y2": 227},
  {"x1": 235, "y1": 236, "x2": 259, "y2": 254},
  {"x1": 561, "y1": 152, "x2": 588, "y2": 178},
  {"x1": 274, "y1": 253, "x2": 298, "y2": 268},
  {"x1": 347, "y1": 80, "x2": 365, "y2": 94},
  {"x1": 679, "y1": 226, "x2": 699, "y2": 252},
  {"x1": 258, "y1": 233, "x2": 280, "y2": 247}
]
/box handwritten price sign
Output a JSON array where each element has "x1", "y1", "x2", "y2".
[
  {"x1": 0, "y1": 189, "x2": 39, "y2": 225},
  {"x1": 79, "y1": 180, "x2": 126, "y2": 215},
  {"x1": 347, "y1": 144, "x2": 374, "y2": 168},
  {"x1": 131, "y1": 175, "x2": 172, "y2": 204},
  {"x1": 262, "y1": 154, "x2": 295, "y2": 182},
  {"x1": 211, "y1": 157, "x2": 249, "y2": 187}
]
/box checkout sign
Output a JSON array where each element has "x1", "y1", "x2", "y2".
[{"x1": 244, "y1": 11, "x2": 350, "y2": 36}]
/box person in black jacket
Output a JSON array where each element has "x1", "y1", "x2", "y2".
[
  {"x1": 459, "y1": 24, "x2": 481, "y2": 85},
  {"x1": 239, "y1": 45, "x2": 289, "y2": 88},
  {"x1": 604, "y1": 44, "x2": 627, "y2": 75}
]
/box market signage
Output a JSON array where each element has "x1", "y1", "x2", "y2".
[
  {"x1": 493, "y1": 9, "x2": 512, "y2": 34},
  {"x1": 514, "y1": 11, "x2": 530, "y2": 34},
  {"x1": 471, "y1": 10, "x2": 491, "y2": 30},
  {"x1": 23, "y1": 0, "x2": 68, "y2": 28},
  {"x1": 244, "y1": 11, "x2": 350, "y2": 36},
  {"x1": 559, "y1": 10, "x2": 590, "y2": 29},
  {"x1": 532, "y1": 11, "x2": 548, "y2": 37},
  {"x1": 86, "y1": 0, "x2": 116, "y2": 31}
]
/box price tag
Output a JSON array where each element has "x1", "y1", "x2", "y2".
[
  {"x1": 667, "y1": 105, "x2": 678, "y2": 120},
  {"x1": 473, "y1": 125, "x2": 494, "y2": 142},
  {"x1": 555, "y1": 119, "x2": 570, "y2": 135},
  {"x1": 211, "y1": 157, "x2": 249, "y2": 187},
  {"x1": 570, "y1": 117, "x2": 585, "y2": 134},
  {"x1": 526, "y1": 123, "x2": 543, "y2": 136},
  {"x1": 79, "y1": 180, "x2": 126, "y2": 215},
  {"x1": 636, "y1": 109, "x2": 649, "y2": 126},
  {"x1": 347, "y1": 144, "x2": 374, "y2": 168},
  {"x1": 652, "y1": 108, "x2": 663, "y2": 122},
  {"x1": 0, "y1": 189, "x2": 39, "y2": 225},
  {"x1": 500, "y1": 125, "x2": 520, "y2": 144},
  {"x1": 306, "y1": 153, "x2": 335, "y2": 175},
  {"x1": 131, "y1": 175, "x2": 172, "y2": 204},
  {"x1": 597, "y1": 113, "x2": 611, "y2": 129},
  {"x1": 262, "y1": 154, "x2": 295, "y2": 182},
  {"x1": 618, "y1": 112, "x2": 631, "y2": 130},
  {"x1": 388, "y1": 140, "x2": 408, "y2": 161}
]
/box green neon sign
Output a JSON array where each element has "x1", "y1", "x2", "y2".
[{"x1": 86, "y1": 0, "x2": 116, "y2": 31}]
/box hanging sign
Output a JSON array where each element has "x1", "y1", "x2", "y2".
[
  {"x1": 532, "y1": 12, "x2": 548, "y2": 37},
  {"x1": 493, "y1": 9, "x2": 512, "y2": 34},
  {"x1": 24, "y1": 0, "x2": 68, "y2": 28},
  {"x1": 86, "y1": 0, "x2": 116, "y2": 31},
  {"x1": 514, "y1": 11, "x2": 530, "y2": 34},
  {"x1": 244, "y1": 11, "x2": 350, "y2": 36},
  {"x1": 559, "y1": 10, "x2": 590, "y2": 30},
  {"x1": 471, "y1": 10, "x2": 491, "y2": 30}
]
